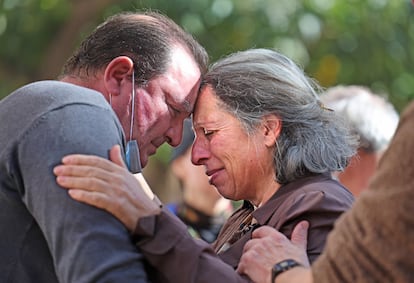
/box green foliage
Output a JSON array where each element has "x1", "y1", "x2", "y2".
[
  {"x1": 111, "y1": 0, "x2": 414, "y2": 111},
  {"x1": 0, "y1": 0, "x2": 69, "y2": 78},
  {"x1": 1, "y1": 0, "x2": 413, "y2": 112}
]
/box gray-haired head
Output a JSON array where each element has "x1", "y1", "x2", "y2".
[
  {"x1": 320, "y1": 85, "x2": 399, "y2": 153},
  {"x1": 201, "y1": 48, "x2": 358, "y2": 184}
]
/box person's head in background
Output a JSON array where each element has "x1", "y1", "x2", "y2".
[
  {"x1": 60, "y1": 11, "x2": 208, "y2": 167},
  {"x1": 320, "y1": 85, "x2": 399, "y2": 196},
  {"x1": 169, "y1": 118, "x2": 233, "y2": 243}
]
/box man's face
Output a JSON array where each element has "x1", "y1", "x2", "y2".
[{"x1": 127, "y1": 46, "x2": 201, "y2": 167}]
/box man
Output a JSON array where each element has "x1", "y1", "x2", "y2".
[
  {"x1": 237, "y1": 101, "x2": 414, "y2": 283},
  {"x1": 320, "y1": 85, "x2": 399, "y2": 196},
  {"x1": 0, "y1": 11, "x2": 207, "y2": 282}
]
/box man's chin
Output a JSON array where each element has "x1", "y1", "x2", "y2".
[
  {"x1": 140, "y1": 146, "x2": 158, "y2": 168},
  {"x1": 140, "y1": 156, "x2": 148, "y2": 168}
]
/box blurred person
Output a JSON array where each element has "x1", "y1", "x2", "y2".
[
  {"x1": 167, "y1": 118, "x2": 233, "y2": 243},
  {"x1": 54, "y1": 48, "x2": 358, "y2": 282},
  {"x1": 237, "y1": 100, "x2": 414, "y2": 283},
  {"x1": 320, "y1": 85, "x2": 399, "y2": 196},
  {"x1": 0, "y1": 10, "x2": 207, "y2": 283}
]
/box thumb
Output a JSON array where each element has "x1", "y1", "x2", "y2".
[
  {"x1": 291, "y1": 220, "x2": 309, "y2": 250},
  {"x1": 109, "y1": 144, "x2": 128, "y2": 168}
]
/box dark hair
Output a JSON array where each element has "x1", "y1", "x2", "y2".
[
  {"x1": 202, "y1": 48, "x2": 358, "y2": 184},
  {"x1": 61, "y1": 11, "x2": 208, "y2": 85}
]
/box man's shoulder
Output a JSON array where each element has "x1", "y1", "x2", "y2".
[
  {"x1": 12, "y1": 80, "x2": 104, "y2": 103},
  {"x1": 0, "y1": 80, "x2": 117, "y2": 148},
  {"x1": 1, "y1": 80, "x2": 110, "y2": 120}
]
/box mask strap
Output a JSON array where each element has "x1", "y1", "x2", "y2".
[
  {"x1": 125, "y1": 70, "x2": 142, "y2": 173},
  {"x1": 129, "y1": 71, "x2": 135, "y2": 142}
]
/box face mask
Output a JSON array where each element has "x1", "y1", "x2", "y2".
[{"x1": 125, "y1": 70, "x2": 142, "y2": 173}]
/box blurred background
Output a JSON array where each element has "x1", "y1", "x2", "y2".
[{"x1": 1, "y1": 0, "x2": 413, "y2": 201}]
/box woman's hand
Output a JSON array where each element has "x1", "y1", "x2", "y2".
[{"x1": 53, "y1": 144, "x2": 161, "y2": 232}]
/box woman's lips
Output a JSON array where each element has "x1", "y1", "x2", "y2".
[{"x1": 206, "y1": 168, "x2": 223, "y2": 185}]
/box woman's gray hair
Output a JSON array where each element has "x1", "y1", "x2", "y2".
[{"x1": 202, "y1": 48, "x2": 358, "y2": 184}]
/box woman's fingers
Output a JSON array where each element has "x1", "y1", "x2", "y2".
[
  {"x1": 68, "y1": 189, "x2": 112, "y2": 211},
  {"x1": 53, "y1": 144, "x2": 161, "y2": 232},
  {"x1": 61, "y1": 152, "x2": 122, "y2": 174},
  {"x1": 54, "y1": 162, "x2": 116, "y2": 184},
  {"x1": 55, "y1": 173, "x2": 113, "y2": 192}
]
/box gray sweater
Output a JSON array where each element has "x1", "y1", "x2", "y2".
[{"x1": 0, "y1": 81, "x2": 147, "y2": 282}]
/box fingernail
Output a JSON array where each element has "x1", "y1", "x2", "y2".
[
  {"x1": 56, "y1": 176, "x2": 66, "y2": 184},
  {"x1": 61, "y1": 156, "x2": 71, "y2": 163},
  {"x1": 68, "y1": 190, "x2": 80, "y2": 199},
  {"x1": 53, "y1": 166, "x2": 61, "y2": 174}
]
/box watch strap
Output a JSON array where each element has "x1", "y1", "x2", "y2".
[{"x1": 271, "y1": 259, "x2": 301, "y2": 283}]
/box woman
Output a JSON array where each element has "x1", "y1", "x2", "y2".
[
  {"x1": 236, "y1": 102, "x2": 414, "y2": 283},
  {"x1": 54, "y1": 48, "x2": 358, "y2": 282}
]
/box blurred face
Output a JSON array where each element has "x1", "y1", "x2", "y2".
[
  {"x1": 172, "y1": 147, "x2": 223, "y2": 213},
  {"x1": 120, "y1": 46, "x2": 201, "y2": 167},
  {"x1": 191, "y1": 86, "x2": 273, "y2": 204}
]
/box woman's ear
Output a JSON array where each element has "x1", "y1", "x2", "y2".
[
  {"x1": 103, "y1": 56, "x2": 134, "y2": 96},
  {"x1": 262, "y1": 114, "x2": 282, "y2": 147}
]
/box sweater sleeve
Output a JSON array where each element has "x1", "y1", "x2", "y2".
[
  {"x1": 312, "y1": 101, "x2": 414, "y2": 283},
  {"x1": 18, "y1": 103, "x2": 148, "y2": 283},
  {"x1": 134, "y1": 208, "x2": 252, "y2": 283}
]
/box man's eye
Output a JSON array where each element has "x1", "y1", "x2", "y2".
[
  {"x1": 169, "y1": 104, "x2": 181, "y2": 115},
  {"x1": 203, "y1": 128, "x2": 214, "y2": 136}
]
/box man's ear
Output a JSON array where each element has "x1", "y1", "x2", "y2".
[
  {"x1": 262, "y1": 114, "x2": 282, "y2": 147},
  {"x1": 103, "y1": 56, "x2": 134, "y2": 96}
]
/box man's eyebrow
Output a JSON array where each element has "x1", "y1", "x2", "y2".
[{"x1": 182, "y1": 99, "x2": 191, "y2": 113}]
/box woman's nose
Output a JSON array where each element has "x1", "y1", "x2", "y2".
[{"x1": 191, "y1": 137, "x2": 210, "y2": 165}]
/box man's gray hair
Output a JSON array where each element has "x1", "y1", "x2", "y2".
[{"x1": 202, "y1": 48, "x2": 358, "y2": 184}]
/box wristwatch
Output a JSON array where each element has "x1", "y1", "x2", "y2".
[{"x1": 271, "y1": 259, "x2": 301, "y2": 283}]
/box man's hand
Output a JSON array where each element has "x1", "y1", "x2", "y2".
[{"x1": 237, "y1": 221, "x2": 310, "y2": 283}]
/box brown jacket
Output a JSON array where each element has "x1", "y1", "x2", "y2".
[
  {"x1": 134, "y1": 174, "x2": 353, "y2": 283},
  {"x1": 313, "y1": 101, "x2": 414, "y2": 283},
  {"x1": 214, "y1": 174, "x2": 354, "y2": 267}
]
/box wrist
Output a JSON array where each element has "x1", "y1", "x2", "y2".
[
  {"x1": 273, "y1": 266, "x2": 312, "y2": 283},
  {"x1": 271, "y1": 259, "x2": 301, "y2": 283}
]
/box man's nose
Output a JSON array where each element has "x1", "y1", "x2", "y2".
[{"x1": 166, "y1": 120, "x2": 184, "y2": 147}]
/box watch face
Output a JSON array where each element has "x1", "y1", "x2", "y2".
[{"x1": 276, "y1": 260, "x2": 292, "y2": 270}]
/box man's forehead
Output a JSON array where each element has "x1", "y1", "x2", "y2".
[
  {"x1": 162, "y1": 44, "x2": 201, "y2": 114},
  {"x1": 172, "y1": 71, "x2": 201, "y2": 114}
]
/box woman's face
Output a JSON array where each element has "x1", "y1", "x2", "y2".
[{"x1": 191, "y1": 86, "x2": 276, "y2": 204}]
